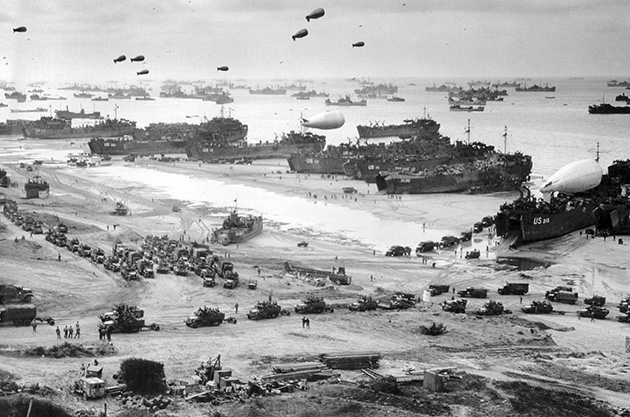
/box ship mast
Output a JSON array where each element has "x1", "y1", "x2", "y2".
[{"x1": 502, "y1": 126, "x2": 508, "y2": 154}]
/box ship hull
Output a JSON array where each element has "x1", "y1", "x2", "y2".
[
  {"x1": 356, "y1": 124, "x2": 440, "y2": 139},
  {"x1": 88, "y1": 138, "x2": 188, "y2": 155},
  {"x1": 496, "y1": 202, "x2": 596, "y2": 243},
  {"x1": 24, "y1": 126, "x2": 135, "y2": 139},
  {"x1": 0, "y1": 124, "x2": 25, "y2": 136},
  {"x1": 287, "y1": 155, "x2": 347, "y2": 174},
  {"x1": 186, "y1": 142, "x2": 324, "y2": 162},
  {"x1": 375, "y1": 162, "x2": 532, "y2": 194},
  {"x1": 594, "y1": 204, "x2": 630, "y2": 235}
]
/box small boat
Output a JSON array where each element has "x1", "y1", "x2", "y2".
[
  {"x1": 387, "y1": 96, "x2": 405, "y2": 102},
  {"x1": 449, "y1": 104, "x2": 484, "y2": 112}
]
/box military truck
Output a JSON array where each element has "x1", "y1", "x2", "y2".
[
  {"x1": 77, "y1": 244, "x2": 92, "y2": 258},
  {"x1": 294, "y1": 296, "x2": 333, "y2": 314},
  {"x1": 90, "y1": 248, "x2": 106, "y2": 264},
  {"x1": 0, "y1": 304, "x2": 54, "y2": 326},
  {"x1": 545, "y1": 290, "x2": 578, "y2": 304},
  {"x1": 0, "y1": 284, "x2": 34, "y2": 304},
  {"x1": 185, "y1": 306, "x2": 225, "y2": 328},
  {"x1": 476, "y1": 300, "x2": 510, "y2": 316},
  {"x1": 223, "y1": 274, "x2": 239, "y2": 289},
  {"x1": 617, "y1": 313, "x2": 630, "y2": 323},
  {"x1": 440, "y1": 299, "x2": 467, "y2": 313},
  {"x1": 457, "y1": 287, "x2": 488, "y2": 298},
  {"x1": 619, "y1": 297, "x2": 630, "y2": 313},
  {"x1": 497, "y1": 283, "x2": 529, "y2": 296},
  {"x1": 247, "y1": 301, "x2": 286, "y2": 320},
  {"x1": 203, "y1": 274, "x2": 216, "y2": 287},
  {"x1": 584, "y1": 295, "x2": 606, "y2": 306},
  {"x1": 121, "y1": 266, "x2": 139, "y2": 281},
  {"x1": 522, "y1": 300, "x2": 553, "y2": 314},
  {"x1": 428, "y1": 284, "x2": 450, "y2": 296},
  {"x1": 578, "y1": 305, "x2": 609, "y2": 319},
  {"x1": 349, "y1": 296, "x2": 379, "y2": 311},
  {"x1": 416, "y1": 241, "x2": 436, "y2": 254},
  {"x1": 73, "y1": 377, "x2": 106, "y2": 400}
]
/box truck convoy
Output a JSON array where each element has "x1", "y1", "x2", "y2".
[
  {"x1": 294, "y1": 296, "x2": 333, "y2": 314},
  {"x1": 185, "y1": 306, "x2": 225, "y2": 328},
  {"x1": 497, "y1": 283, "x2": 529, "y2": 295}
]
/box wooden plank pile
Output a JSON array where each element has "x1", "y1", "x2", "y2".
[
  {"x1": 319, "y1": 351, "x2": 382, "y2": 370},
  {"x1": 262, "y1": 362, "x2": 337, "y2": 382}
]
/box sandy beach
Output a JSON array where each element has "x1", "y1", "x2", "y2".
[{"x1": 1, "y1": 138, "x2": 630, "y2": 416}]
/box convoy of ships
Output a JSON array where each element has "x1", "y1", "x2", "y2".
[{"x1": 4, "y1": 78, "x2": 630, "y2": 247}]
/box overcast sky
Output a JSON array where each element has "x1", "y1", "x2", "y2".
[{"x1": 2, "y1": 0, "x2": 629, "y2": 85}]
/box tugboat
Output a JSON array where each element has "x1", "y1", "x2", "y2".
[{"x1": 211, "y1": 210, "x2": 263, "y2": 246}]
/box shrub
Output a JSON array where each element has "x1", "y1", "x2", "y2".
[
  {"x1": 0, "y1": 395, "x2": 72, "y2": 417},
  {"x1": 118, "y1": 358, "x2": 166, "y2": 395}
]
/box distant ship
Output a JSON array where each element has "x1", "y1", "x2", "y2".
[
  {"x1": 449, "y1": 104, "x2": 485, "y2": 112},
  {"x1": 425, "y1": 83, "x2": 460, "y2": 92},
  {"x1": 91, "y1": 97, "x2": 109, "y2": 102},
  {"x1": 607, "y1": 80, "x2": 630, "y2": 87},
  {"x1": 588, "y1": 103, "x2": 630, "y2": 114},
  {"x1": 515, "y1": 83, "x2": 556, "y2": 92},
  {"x1": 24, "y1": 117, "x2": 136, "y2": 139},
  {"x1": 55, "y1": 107, "x2": 101, "y2": 119},
  {"x1": 495, "y1": 159, "x2": 630, "y2": 245},
  {"x1": 291, "y1": 90, "x2": 329, "y2": 99},
  {"x1": 248, "y1": 87, "x2": 287, "y2": 95},
  {"x1": 386, "y1": 96, "x2": 405, "y2": 102},
  {"x1": 134, "y1": 96, "x2": 156, "y2": 101},
  {"x1": 211, "y1": 212, "x2": 263, "y2": 245},
  {"x1": 73, "y1": 92, "x2": 93, "y2": 99},
  {"x1": 356, "y1": 115, "x2": 441, "y2": 139},
  {"x1": 29, "y1": 94, "x2": 48, "y2": 101},
  {"x1": 354, "y1": 83, "x2": 398, "y2": 95},
  {"x1": 325, "y1": 96, "x2": 367, "y2": 106},
  {"x1": 10, "y1": 107, "x2": 47, "y2": 113},
  {"x1": 4, "y1": 91, "x2": 26, "y2": 102}
]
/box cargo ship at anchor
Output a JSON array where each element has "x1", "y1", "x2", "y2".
[{"x1": 495, "y1": 158, "x2": 630, "y2": 245}]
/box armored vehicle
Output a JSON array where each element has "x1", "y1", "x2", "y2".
[
  {"x1": 522, "y1": 300, "x2": 553, "y2": 314},
  {"x1": 476, "y1": 300, "x2": 510, "y2": 316},
  {"x1": 497, "y1": 282, "x2": 529, "y2": 295},
  {"x1": 617, "y1": 313, "x2": 630, "y2": 323},
  {"x1": 457, "y1": 287, "x2": 488, "y2": 298},
  {"x1": 294, "y1": 296, "x2": 333, "y2": 314},
  {"x1": 440, "y1": 299, "x2": 467, "y2": 313},
  {"x1": 584, "y1": 295, "x2": 606, "y2": 306},
  {"x1": 578, "y1": 305, "x2": 609, "y2": 319},
  {"x1": 99, "y1": 304, "x2": 159, "y2": 333},
  {"x1": 185, "y1": 306, "x2": 225, "y2": 328},
  {"x1": 349, "y1": 296, "x2": 379, "y2": 311},
  {"x1": 389, "y1": 292, "x2": 416, "y2": 309},
  {"x1": 247, "y1": 301, "x2": 285, "y2": 320}
]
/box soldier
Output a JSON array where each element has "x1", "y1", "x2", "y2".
[
  {"x1": 31, "y1": 320, "x2": 37, "y2": 333},
  {"x1": 234, "y1": 303, "x2": 239, "y2": 314},
  {"x1": 75, "y1": 321, "x2": 81, "y2": 338},
  {"x1": 305, "y1": 318, "x2": 310, "y2": 329},
  {"x1": 302, "y1": 316, "x2": 306, "y2": 328},
  {"x1": 106, "y1": 326, "x2": 112, "y2": 342},
  {"x1": 68, "y1": 325, "x2": 74, "y2": 338},
  {"x1": 64, "y1": 325, "x2": 69, "y2": 338},
  {"x1": 56, "y1": 326, "x2": 61, "y2": 339}
]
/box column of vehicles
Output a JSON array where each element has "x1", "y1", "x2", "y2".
[{"x1": 385, "y1": 215, "x2": 495, "y2": 257}]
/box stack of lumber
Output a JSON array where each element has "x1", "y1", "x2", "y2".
[
  {"x1": 319, "y1": 351, "x2": 382, "y2": 370},
  {"x1": 262, "y1": 362, "x2": 336, "y2": 382}
]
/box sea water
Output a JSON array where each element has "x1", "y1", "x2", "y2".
[{"x1": 2, "y1": 77, "x2": 629, "y2": 249}]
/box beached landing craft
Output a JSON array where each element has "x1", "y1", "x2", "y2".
[
  {"x1": 211, "y1": 212, "x2": 263, "y2": 246},
  {"x1": 495, "y1": 158, "x2": 630, "y2": 245}
]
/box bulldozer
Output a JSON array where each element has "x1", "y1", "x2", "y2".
[
  {"x1": 522, "y1": 300, "x2": 554, "y2": 314},
  {"x1": 476, "y1": 300, "x2": 510, "y2": 316},
  {"x1": 294, "y1": 296, "x2": 333, "y2": 314},
  {"x1": 440, "y1": 299, "x2": 467, "y2": 313},
  {"x1": 185, "y1": 306, "x2": 225, "y2": 328},
  {"x1": 349, "y1": 295, "x2": 379, "y2": 311}
]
